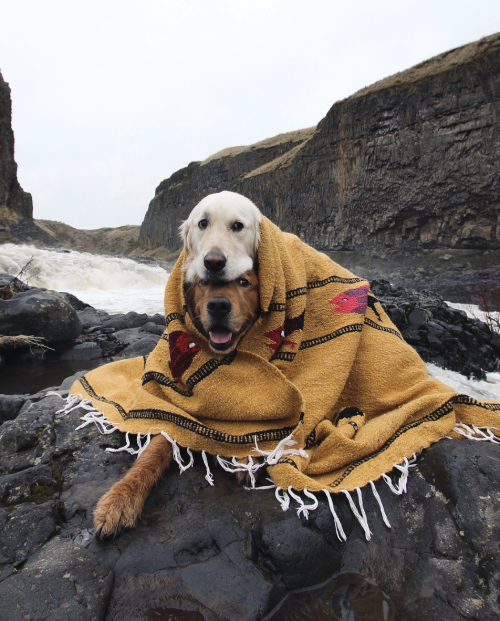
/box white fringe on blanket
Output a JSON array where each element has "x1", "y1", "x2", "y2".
[{"x1": 47, "y1": 392, "x2": 500, "y2": 543}]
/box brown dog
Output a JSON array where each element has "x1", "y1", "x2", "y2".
[{"x1": 93, "y1": 270, "x2": 260, "y2": 537}]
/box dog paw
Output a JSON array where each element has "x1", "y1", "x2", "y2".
[{"x1": 93, "y1": 486, "x2": 142, "y2": 538}]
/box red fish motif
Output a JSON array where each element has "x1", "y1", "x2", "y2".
[
  {"x1": 168, "y1": 331, "x2": 201, "y2": 381},
  {"x1": 329, "y1": 285, "x2": 369, "y2": 315}
]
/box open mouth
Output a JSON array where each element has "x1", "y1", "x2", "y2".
[
  {"x1": 208, "y1": 329, "x2": 234, "y2": 351},
  {"x1": 207, "y1": 319, "x2": 250, "y2": 352}
]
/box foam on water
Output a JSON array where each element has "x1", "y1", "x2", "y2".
[
  {"x1": 426, "y1": 363, "x2": 500, "y2": 401},
  {"x1": 446, "y1": 300, "x2": 500, "y2": 331},
  {"x1": 0, "y1": 244, "x2": 169, "y2": 314}
]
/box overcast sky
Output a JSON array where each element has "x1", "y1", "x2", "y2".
[{"x1": 1, "y1": 1, "x2": 499, "y2": 230}]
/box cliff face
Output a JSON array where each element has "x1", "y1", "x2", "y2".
[
  {"x1": 139, "y1": 128, "x2": 315, "y2": 250},
  {"x1": 139, "y1": 33, "x2": 500, "y2": 253},
  {"x1": 0, "y1": 71, "x2": 32, "y2": 227}
]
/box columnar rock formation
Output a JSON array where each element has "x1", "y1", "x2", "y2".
[
  {"x1": 0, "y1": 71, "x2": 33, "y2": 227},
  {"x1": 139, "y1": 32, "x2": 500, "y2": 253}
]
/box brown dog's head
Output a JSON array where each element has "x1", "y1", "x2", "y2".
[{"x1": 184, "y1": 269, "x2": 260, "y2": 353}]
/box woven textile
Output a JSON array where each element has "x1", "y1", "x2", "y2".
[{"x1": 71, "y1": 217, "x2": 500, "y2": 493}]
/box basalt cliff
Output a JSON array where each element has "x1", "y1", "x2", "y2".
[
  {"x1": 139, "y1": 33, "x2": 500, "y2": 254},
  {"x1": 0, "y1": 70, "x2": 35, "y2": 241}
]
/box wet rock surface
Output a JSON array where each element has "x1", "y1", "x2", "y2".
[
  {"x1": 0, "y1": 393, "x2": 500, "y2": 620},
  {"x1": 0, "y1": 273, "x2": 166, "y2": 394},
  {"x1": 0, "y1": 288, "x2": 82, "y2": 342},
  {"x1": 372, "y1": 279, "x2": 500, "y2": 379}
]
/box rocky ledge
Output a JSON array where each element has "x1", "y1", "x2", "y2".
[{"x1": 0, "y1": 391, "x2": 499, "y2": 620}]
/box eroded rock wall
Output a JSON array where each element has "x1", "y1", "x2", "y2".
[
  {"x1": 139, "y1": 33, "x2": 500, "y2": 253},
  {"x1": 0, "y1": 71, "x2": 32, "y2": 226},
  {"x1": 139, "y1": 129, "x2": 315, "y2": 250}
]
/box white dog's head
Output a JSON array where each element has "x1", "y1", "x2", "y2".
[{"x1": 180, "y1": 191, "x2": 262, "y2": 283}]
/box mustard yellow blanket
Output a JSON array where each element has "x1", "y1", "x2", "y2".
[{"x1": 71, "y1": 217, "x2": 500, "y2": 498}]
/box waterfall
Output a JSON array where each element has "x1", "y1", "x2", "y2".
[{"x1": 0, "y1": 244, "x2": 169, "y2": 314}]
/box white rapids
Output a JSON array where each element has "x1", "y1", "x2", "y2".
[
  {"x1": 0, "y1": 243, "x2": 499, "y2": 400},
  {"x1": 0, "y1": 244, "x2": 169, "y2": 314}
]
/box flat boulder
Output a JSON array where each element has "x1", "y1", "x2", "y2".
[{"x1": 0, "y1": 289, "x2": 82, "y2": 342}]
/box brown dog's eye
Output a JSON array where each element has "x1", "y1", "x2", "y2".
[
  {"x1": 239, "y1": 278, "x2": 249, "y2": 287},
  {"x1": 198, "y1": 219, "x2": 208, "y2": 230},
  {"x1": 201, "y1": 279, "x2": 209, "y2": 286},
  {"x1": 232, "y1": 221, "x2": 244, "y2": 232}
]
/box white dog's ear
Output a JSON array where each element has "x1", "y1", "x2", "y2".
[
  {"x1": 179, "y1": 218, "x2": 192, "y2": 251},
  {"x1": 252, "y1": 224, "x2": 261, "y2": 259}
]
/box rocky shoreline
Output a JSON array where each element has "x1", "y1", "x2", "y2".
[
  {"x1": 1, "y1": 390, "x2": 500, "y2": 619},
  {"x1": 1, "y1": 274, "x2": 500, "y2": 619}
]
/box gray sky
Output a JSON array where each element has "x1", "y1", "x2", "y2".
[{"x1": 1, "y1": 0, "x2": 500, "y2": 230}]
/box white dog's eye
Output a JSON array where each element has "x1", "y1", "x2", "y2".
[
  {"x1": 198, "y1": 219, "x2": 208, "y2": 230},
  {"x1": 232, "y1": 221, "x2": 244, "y2": 232},
  {"x1": 239, "y1": 278, "x2": 249, "y2": 287}
]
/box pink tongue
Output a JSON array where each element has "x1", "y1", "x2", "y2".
[{"x1": 209, "y1": 331, "x2": 232, "y2": 344}]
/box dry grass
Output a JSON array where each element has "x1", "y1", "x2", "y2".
[
  {"x1": 201, "y1": 127, "x2": 316, "y2": 165},
  {"x1": 0, "y1": 258, "x2": 35, "y2": 300},
  {"x1": 463, "y1": 279, "x2": 500, "y2": 335},
  {"x1": 350, "y1": 32, "x2": 500, "y2": 101},
  {"x1": 244, "y1": 137, "x2": 314, "y2": 178},
  {"x1": 0, "y1": 334, "x2": 54, "y2": 353}
]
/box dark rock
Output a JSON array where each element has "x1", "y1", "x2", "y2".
[
  {"x1": 117, "y1": 335, "x2": 160, "y2": 357},
  {"x1": 114, "y1": 327, "x2": 161, "y2": 358},
  {"x1": 147, "y1": 313, "x2": 166, "y2": 326},
  {"x1": 0, "y1": 394, "x2": 58, "y2": 476},
  {"x1": 407, "y1": 308, "x2": 428, "y2": 329},
  {"x1": 401, "y1": 329, "x2": 421, "y2": 345},
  {"x1": 0, "y1": 463, "x2": 57, "y2": 505},
  {"x1": 139, "y1": 321, "x2": 164, "y2": 335},
  {"x1": 2, "y1": 396, "x2": 500, "y2": 619},
  {"x1": 61, "y1": 291, "x2": 90, "y2": 311},
  {"x1": 0, "y1": 536, "x2": 113, "y2": 620},
  {"x1": 372, "y1": 279, "x2": 499, "y2": 379},
  {"x1": 0, "y1": 500, "x2": 59, "y2": 579},
  {"x1": 77, "y1": 307, "x2": 109, "y2": 330},
  {"x1": 102, "y1": 311, "x2": 149, "y2": 331},
  {"x1": 0, "y1": 394, "x2": 25, "y2": 424},
  {"x1": 0, "y1": 289, "x2": 82, "y2": 342},
  {"x1": 60, "y1": 342, "x2": 102, "y2": 361}
]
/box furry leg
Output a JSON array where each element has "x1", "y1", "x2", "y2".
[{"x1": 94, "y1": 434, "x2": 173, "y2": 538}]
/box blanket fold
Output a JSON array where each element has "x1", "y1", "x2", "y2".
[{"x1": 71, "y1": 217, "x2": 500, "y2": 493}]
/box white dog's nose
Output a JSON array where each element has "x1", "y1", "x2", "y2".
[{"x1": 204, "y1": 253, "x2": 226, "y2": 272}]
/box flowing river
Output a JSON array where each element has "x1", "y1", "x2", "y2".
[
  {"x1": 1, "y1": 243, "x2": 500, "y2": 400},
  {"x1": 0, "y1": 243, "x2": 170, "y2": 314}
]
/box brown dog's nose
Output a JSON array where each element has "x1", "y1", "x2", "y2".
[
  {"x1": 204, "y1": 253, "x2": 226, "y2": 272},
  {"x1": 207, "y1": 297, "x2": 231, "y2": 318}
]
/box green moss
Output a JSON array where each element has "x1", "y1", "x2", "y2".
[{"x1": 24, "y1": 483, "x2": 55, "y2": 505}]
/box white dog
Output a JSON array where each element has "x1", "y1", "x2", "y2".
[{"x1": 180, "y1": 191, "x2": 262, "y2": 283}]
